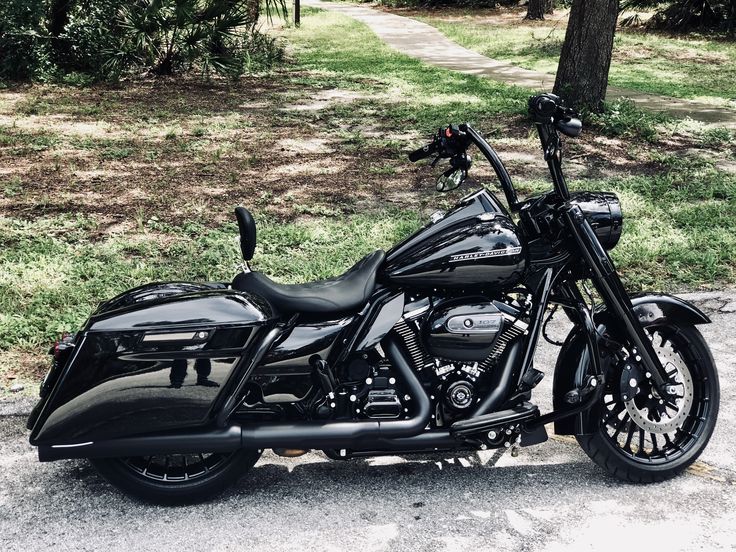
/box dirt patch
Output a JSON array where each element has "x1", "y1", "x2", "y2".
[
  {"x1": 614, "y1": 42, "x2": 729, "y2": 65},
  {"x1": 0, "y1": 78, "x2": 449, "y2": 225},
  {"x1": 716, "y1": 159, "x2": 736, "y2": 175},
  {"x1": 287, "y1": 89, "x2": 379, "y2": 112},
  {"x1": 275, "y1": 137, "x2": 335, "y2": 155},
  {"x1": 0, "y1": 350, "x2": 46, "y2": 392}
]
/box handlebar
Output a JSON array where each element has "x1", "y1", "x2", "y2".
[
  {"x1": 529, "y1": 93, "x2": 582, "y2": 138},
  {"x1": 408, "y1": 124, "x2": 470, "y2": 163},
  {"x1": 529, "y1": 93, "x2": 580, "y2": 200},
  {"x1": 408, "y1": 123, "x2": 520, "y2": 210},
  {"x1": 406, "y1": 94, "x2": 582, "y2": 210},
  {"x1": 408, "y1": 141, "x2": 439, "y2": 163}
]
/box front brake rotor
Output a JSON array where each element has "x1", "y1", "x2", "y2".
[{"x1": 620, "y1": 335, "x2": 694, "y2": 434}]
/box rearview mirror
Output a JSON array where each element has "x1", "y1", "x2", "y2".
[{"x1": 436, "y1": 169, "x2": 466, "y2": 192}]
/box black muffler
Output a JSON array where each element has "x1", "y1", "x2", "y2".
[{"x1": 38, "y1": 336, "x2": 433, "y2": 461}]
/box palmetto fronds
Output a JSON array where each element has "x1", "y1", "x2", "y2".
[{"x1": 103, "y1": 0, "x2": 287, "y2": 78}]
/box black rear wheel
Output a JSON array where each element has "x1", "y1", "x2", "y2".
[
  {"x1": 578, "y1": 322, "x2": 719, "y2": 483},
  {"x1": 91, "y1": 448, "x2": 261, "y2": 504}
]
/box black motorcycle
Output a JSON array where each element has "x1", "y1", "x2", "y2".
[{"x1": 27, "y1": 94, "x2": 719, "y2": 504}]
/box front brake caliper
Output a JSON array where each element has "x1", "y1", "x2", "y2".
[{"x1": 619, "y1": 361, "x2": 643, "y2": 403}]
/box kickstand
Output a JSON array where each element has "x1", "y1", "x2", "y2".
[{"x1": 484, "y1": 447, "x2": 508, "y2": 468}]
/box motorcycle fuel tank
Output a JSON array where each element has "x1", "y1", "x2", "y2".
[{"x1": 383, "y1": 189, "x2": 527, "y2": 289}]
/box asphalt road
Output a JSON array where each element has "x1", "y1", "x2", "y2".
[{"x1": 2, "y1": 291, "x2": 736, "y2": 552}]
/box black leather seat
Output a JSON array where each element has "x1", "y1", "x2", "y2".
[{"x1": 232, "y1": 250, "x2": 385, "y2": 315}]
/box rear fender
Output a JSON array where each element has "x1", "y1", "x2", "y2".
[{"x1": 552, "y1": 293, "x2": 709, "y2": 435}]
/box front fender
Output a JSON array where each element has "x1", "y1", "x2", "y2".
[
  {"x1": 629, "y1": 293, "x2": 710, "y2": 326},
  {"x1": 552, "y1": 293, "x2": 709, "y2": 436}
]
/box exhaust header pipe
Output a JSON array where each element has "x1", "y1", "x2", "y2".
[{"x1": 38, "y1": 336, "x2": 434, "y2": 461}]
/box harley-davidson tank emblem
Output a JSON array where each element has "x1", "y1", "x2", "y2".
[{"x1": 450, "y1": 246, "x2": 522, "y2": 263}]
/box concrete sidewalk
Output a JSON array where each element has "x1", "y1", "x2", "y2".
[{"x1": 304, "y1": 0, "x2": 736, "y2": 128}]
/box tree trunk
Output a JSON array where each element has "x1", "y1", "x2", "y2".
[
  {"x1": 47, "y1": 0, "x2": 74, "y2": 36},
  {"x1": 525, "y1": 0, "x2": 553, "y2": 20},
  {"x1": 246, "y1": 0, "x2": 260, "y2": 29},
  {"x1": 553, "y1": 0, "x2": 618, "y2": 112}
]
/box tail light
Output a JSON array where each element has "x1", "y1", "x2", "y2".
[{"x1": 41, "y1": 332, "x2": 76, "y2": 398}]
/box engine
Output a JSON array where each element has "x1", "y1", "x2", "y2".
[
  {"x1": 349, "y1": 294, "x2": 530, "y2": 426},
  {"x1": 234, "y1": 293, "x2": 531, "y2": 435}
]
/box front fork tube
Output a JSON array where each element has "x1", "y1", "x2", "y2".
[
  {"x1": 555, "y1": 282, "x2": 602, "y2": 382},
  {"x1": 563, "y1": 204, "x2": 669, "y2": 390}
]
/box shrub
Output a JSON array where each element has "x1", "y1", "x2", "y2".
[
  {"x1": 621, "y1": 0, "x2": 736, "y2": 32},
  {"x1": 48, "y1": 1, "x2": 120, "y2": 76},
  {"x1": 0, "y1": 0, "x2": 52, "y2": 80},
  {"x1": 0, "y1": 0, "x2": 286, "y2": 82},
  {"x1": 243, "y1": 29, "x2": 286, "y2": 73},
  {"x1": 103, "y1": 0, "x2": 256, "y2": 78}
]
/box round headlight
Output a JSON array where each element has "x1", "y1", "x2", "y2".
[{"x1": 568, "y1": 192, "x2": 623, "y2": 250}]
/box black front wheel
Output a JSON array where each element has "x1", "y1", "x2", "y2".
[
  {"x1": 91, "y1": 448, "x2": 262, "y2": 504},
  {"x1": 578, "y1": 322, "x2": 719, "y2": 483}
]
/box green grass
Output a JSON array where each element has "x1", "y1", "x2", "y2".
[
  {"x1": 283, "y1": 7, "x2": 530, "y2": 128},
  {"x1": 415, "y1": 13, "x2": 736, "y2": 104},
  {"x1": 0, "y1": 212, "x2": 423, "y2": 351},
  {"x1": 573, "y1": 157, "x2": 736, "y2": 291},
  {"x1": 1, "y1": 6, "x2": 735, "y2": 391},
  {"x1": 588, "y1": 98, "x2": 674, "y2": 142}
]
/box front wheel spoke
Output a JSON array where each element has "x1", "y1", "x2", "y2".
[
  {"x1": 650, "y1": 433, "x2": 659, "y2": 452},
  {"x1": 678, "y1": 425, "x2": 697, "y2": 438},
  {"x1": 638, "y1": 428, "x2": 646, "y2": 456},
  {"x1": 664, "y1": 433, "x2": 684, "y2": 453},
  {"x1": 612, "y1": 413, "x2": 630, "y2": 440},
  {"x1": 602, "y1": 404, "x2": 625, "y2": 427},
  {"x1": 664, "y1": 398, "x2": 680, "y2": 410},
  {"x1": 624, "y1": 422, "x2": 636, "y2": 452}
]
